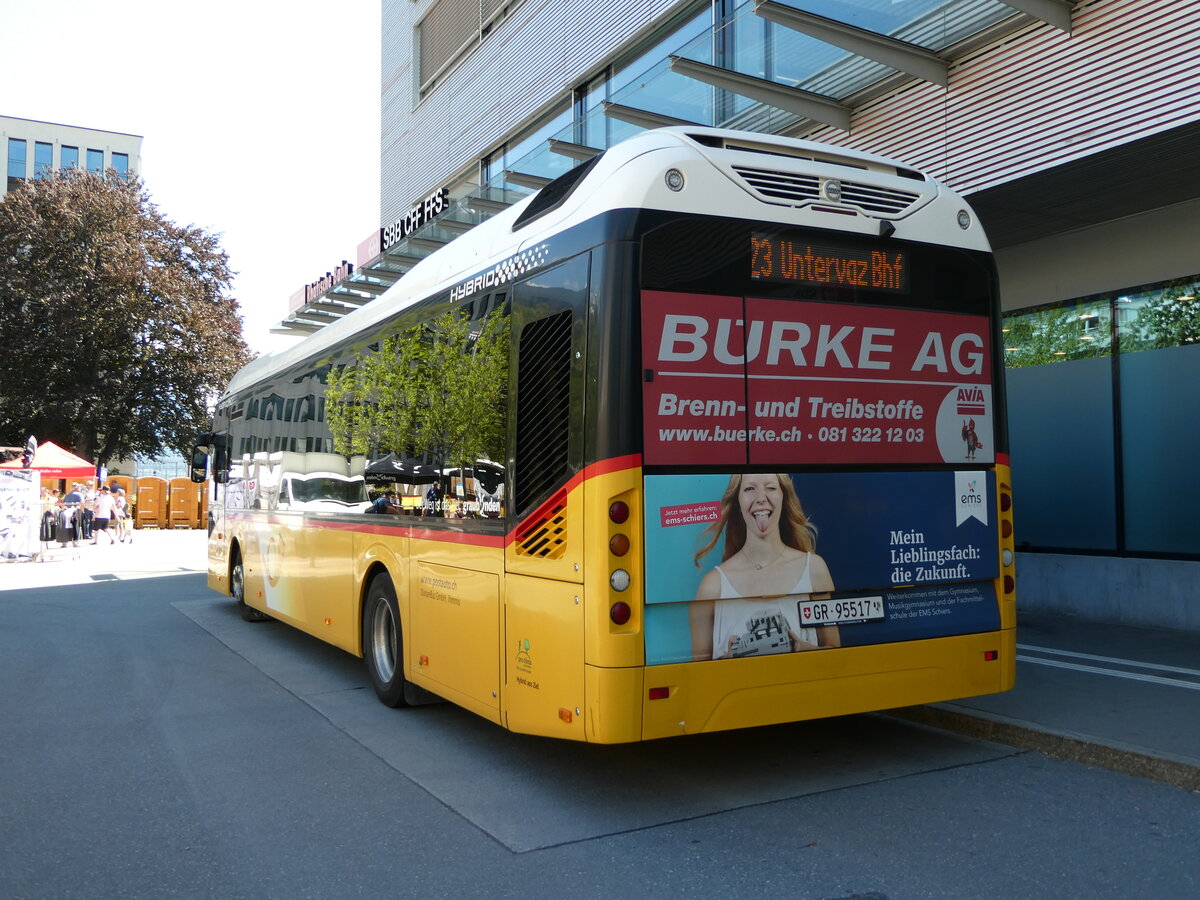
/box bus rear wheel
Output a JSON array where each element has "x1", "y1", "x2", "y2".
[
  {"x1": 362, "y1": 573, "x2": 410, "y2": 707},
  {"x1": 231, "y1": 548, "x2": 270, "y2": 622}
]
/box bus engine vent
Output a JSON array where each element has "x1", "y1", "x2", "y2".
[
  {"x1": 515, "y1": 490, "x2": 568, "y2": 559},
  {"x1": 731, "y1": 165, "x2": 921, "y2": 216},
  {"x1": 514, "y1": 310, "x2": 573, "y2": 521}
]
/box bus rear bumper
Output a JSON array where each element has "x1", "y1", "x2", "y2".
[{"x1": 639, "y1": 629, "x2": 1015, "y2": 741}]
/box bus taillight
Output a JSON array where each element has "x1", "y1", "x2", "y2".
[
  {"x1": 609, "y1": 500, "x2": 629, "y2": 524},
  {"x1": 610, "y1": 601, "x2": 632, "y2": 625}
]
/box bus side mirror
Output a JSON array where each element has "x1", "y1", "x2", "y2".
[
  {"x1": 190, "y1": 447, "x2": 209, "y2": 484},
  {"x1": 213, "y1": 444, "x2": 230, "y2": 484}
]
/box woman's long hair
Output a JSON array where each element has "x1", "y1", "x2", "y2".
[{"x1": 693, "y1": 473, "x2": 815, "y2": 567}]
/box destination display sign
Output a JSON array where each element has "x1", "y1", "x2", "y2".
[{"x1": 750, "y1": 234, "x2": 908, "y2": 293}]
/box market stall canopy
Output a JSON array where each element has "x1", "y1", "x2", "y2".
[
  {"x1": 363, "y1": 453, "x2": 440, "y2": 486},
  {"x1": 0, "y1": 440, "x2": 94, "y2": 479}
]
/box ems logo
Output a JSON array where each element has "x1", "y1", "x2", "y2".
[{"x1": 954, "y1": 471, "x2": 988, "y2": 526}]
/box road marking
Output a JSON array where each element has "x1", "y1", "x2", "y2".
[
  {"x1": 1016, "y1": 644, "x2": 1200, "y2": 692},
  {"x1": 1017, "y1": 643, "x2": 1200, "y2": 678}
]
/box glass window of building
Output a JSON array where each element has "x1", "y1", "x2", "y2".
[
  {"x1": 111, "y1": 152, "x2": 129, "y2": 178},
  {"x1": 61, "y1": 145, "x2": 79, "y2": 169},
  {"x1": 87, "y1": 148, "x2": 103, "y2": 174},
  {"x1": 34, "y1": 141, "x2": 53, "y2": 178},
  {"x1": 1002, "y1": 274, "x2": 1200, "y2": 558},
  {"x1": 8, "y1": 137, "x2": 27, "y2": 191}
]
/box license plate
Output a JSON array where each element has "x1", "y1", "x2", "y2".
[{"x1": 798, "y1": 596, "x2": 885, "y2": 626}]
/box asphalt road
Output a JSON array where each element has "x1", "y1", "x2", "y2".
[{"x1": 2, "y1": 568, "x2": 1197, "y2": 899}]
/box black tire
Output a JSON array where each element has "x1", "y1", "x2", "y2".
[
  {"x1": 362, "y1": 572, "x2": 410, "y2": 707},
  {"x1": 232, "y1": 547, "x2": 270, "y2": 622}
]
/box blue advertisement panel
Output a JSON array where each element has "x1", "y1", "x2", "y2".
[{"x1": 643, "y1": 471, "x2": 999, "y2": 665}]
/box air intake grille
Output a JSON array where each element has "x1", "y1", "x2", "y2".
[
  {"x1": 732, "y1": 165, "x2": 921, "y2": 216},
  {"x1": 513, "y1": 310, "x2": 573, "y2": 518},
  {"x1": 838, "y1": 182, "x2": 920, "y2": 214},
  {"x1": 732, "y1": 165, "x2": 820, "y2": 203},
  {"x1": 515, "y1": 490, "x2": 567, "y2": 559}
]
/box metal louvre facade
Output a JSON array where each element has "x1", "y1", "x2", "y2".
[
  {"x1": 382, "y1": 0, "x2": 687, "y2": 224},
  {"x1": 797, "y1": 0, "x2": 1200, "y2": 196}
]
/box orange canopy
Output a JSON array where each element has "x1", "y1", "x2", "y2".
[{"x1": 0, "y1": 440, "x2": 94, "y2": 479}]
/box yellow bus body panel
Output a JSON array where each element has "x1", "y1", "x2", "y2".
[
  {"x1": 641, "y1": 628, "x2": 1015, "y2": 740},
  {"x1": 504, "y1": 574, "x2": 586, "y2": 740},
  {"x1": 584, "y1": 665, "x2": 644, "y2": 743},
  {"x1": 408, "y1": 558, "x2": 501, "y2": 719}
]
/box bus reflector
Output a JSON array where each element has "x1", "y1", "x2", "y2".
[
  {"x1": 648, "y1": 687, "x2": 669, "y2": 700},
  {"x1": 1004, "y1": 575, "x2": 1015, "y2": 594},
  {"x1": 558, "y1": 707, "x2": 573, "y2": 723},
  {"x1": 324, "y1": 617, "x2": 332, "y2": 626},
  {"x1": 610, "y1": 601, "x2": 632, "y2": 625},
  {"x1": 609, "y1": 501, "x2": 630, "y2": 524},
  {"x1": 984, "y1": 650, "x2": 998, "y2": 661}
]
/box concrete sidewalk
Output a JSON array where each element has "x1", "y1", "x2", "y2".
[
  {"x1": 5, "y1": 535, "x2": 1197, "y2": 790},
  {"x1": 1, "y1": 527, "x2": 207, "y2": 589},
  {"x1": 892, "y1": 611, "x2": 1200, "y2": 791}
]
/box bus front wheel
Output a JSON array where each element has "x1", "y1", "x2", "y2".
[
  {"x1": 362, "y1": 573, "x2": 410, "y2": 707},
  {"x1": 232, "y1": 548, "x2": 270, "y2": 622}
]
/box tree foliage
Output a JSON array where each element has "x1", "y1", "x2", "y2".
[
  {"x1": 326, "y1": 308, "x2": 509, "y2": 470},
  {"x1": 0, "y1": 168, "x2": 253, "y2": 464},
  {"x1": 1003, "y1": 277, "x2": 1200, "y2": 369}
]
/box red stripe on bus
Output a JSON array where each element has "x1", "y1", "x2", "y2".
[
  {"x1": 505, "y1": 453, "x2": 643, "y2": 543},
  {"x1": 219, "y1": 452, "x2": 642, "y2": 552},
  {"x1": 222, "y1": 511, "x2": 505, "y2": 548}
]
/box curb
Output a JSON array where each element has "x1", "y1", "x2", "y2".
[{"x1": 886, "y1": 704, "x2": 1200, "y2": 793}]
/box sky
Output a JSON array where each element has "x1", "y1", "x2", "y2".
[{"x1": 0, "y1": 0, "x2": 382, "y2": 356}]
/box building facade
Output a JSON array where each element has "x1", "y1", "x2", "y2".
[
  {"x1": 284, "y1": 0, "x2": 1200, "y2": 629},
  {"x1": 3, "y1": 115, "x2": 142, "y2": 196}
]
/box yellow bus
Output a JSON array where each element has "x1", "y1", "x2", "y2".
[{"x1": 193, "y1": 127, "x2": 1015, "y2": 742}]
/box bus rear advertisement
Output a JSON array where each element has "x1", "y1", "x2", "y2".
[{"x1": 194, "y1": 127, "x2": 1016, "y2": 743}]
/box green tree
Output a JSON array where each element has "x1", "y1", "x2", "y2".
[
  {"x1": 1003, "y1": 303, "x2": 1110, "y2": 368},
  {"x1": 326, "y1": 307, "x2": 509, "y2": 470},
  {"x1": 0, "y1": 168, "x2": 253, "y2": 465},
  {"x1": 1120, "y1": 278, "x2": 1200, "y2": 351}
]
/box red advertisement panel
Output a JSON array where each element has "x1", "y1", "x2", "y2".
[
  {"x1": 641, "y1": 291, "x2": 747, "y2": 466},
  {"x1": 642, "y1": 291, "x2": 995, "y2": 466}
]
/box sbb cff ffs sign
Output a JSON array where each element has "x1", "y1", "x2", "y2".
[{"x1": 381, "y1": 187, "x2": 451, "y2": 249}]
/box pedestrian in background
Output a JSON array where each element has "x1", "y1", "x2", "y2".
[
  {"x1": 113, "y1": 488, "x2": 132, "y2": 543},
  {"x1": 91, "y1": 486, "x2": 117, "y2": 545}
]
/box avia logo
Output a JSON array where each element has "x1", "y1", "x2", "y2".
[{"x1": 957, "y1": 386, "x2": 987, "y2": 415}]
